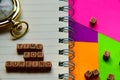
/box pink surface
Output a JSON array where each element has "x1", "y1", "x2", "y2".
[{"x1": 72, "y1": 0, "x2": 120, "y2": 42}]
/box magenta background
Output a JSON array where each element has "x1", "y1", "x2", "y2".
[{"x1": 69, "y1": 0, "x2": 120, "y2": 42}]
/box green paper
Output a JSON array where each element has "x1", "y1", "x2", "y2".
[{"x1": 98, "y1": 33, "x2": 120, "y2": 79}]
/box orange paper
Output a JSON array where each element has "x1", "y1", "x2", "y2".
[{"x1": 70, "y1": 42, "x2": 98, "y2": 80}]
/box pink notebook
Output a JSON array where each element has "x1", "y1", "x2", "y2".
[{"x1": 71, "y1": 0, "x2": 120, "y2": 42}]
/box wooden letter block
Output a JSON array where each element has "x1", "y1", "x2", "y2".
[
  {"x1": 24, "y1": 52, "x2": 44, "y2": 61},
  {"x1": 17, "y1": 44, "x2": 43, "y2": 54}
]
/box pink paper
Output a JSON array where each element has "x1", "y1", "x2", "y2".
[{"x1": 72, "y1": 0, "x2": 120, "y2": 42}]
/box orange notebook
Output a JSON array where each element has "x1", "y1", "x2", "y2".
[{"x1": 69, "y1": 42, "x2": 98, "y2": 80}]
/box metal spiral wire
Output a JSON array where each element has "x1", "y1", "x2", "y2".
[
  {"x1": 59, "y1": 0, "x2": 75, "y2": 79},
  {"x1": 58, "y1": 73, "x2": 75, "y2": 80}
]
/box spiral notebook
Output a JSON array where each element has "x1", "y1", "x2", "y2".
[
  {"x1": 69, "y1": 0, "x2": 120, "y2": 80},
  {"x1": 0, "y1": 0, "x2": 69, "y2": 80}
]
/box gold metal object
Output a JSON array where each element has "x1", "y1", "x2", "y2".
[
  {"x1": 10, "y1": 20, "x2": 29, "y2": 40},
  {"x1": 0, "y1": 0, "x2": 29, "y2": 40}
]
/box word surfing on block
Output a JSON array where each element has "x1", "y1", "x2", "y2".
[
  {"x1": 5, "y1": 61, "x2": 52, "y2": 73},
  {"x1": 5, "y1": 43, "x2": 52, "y2": 73},
  {"x1": 17, "y1": 44, "x2": 43, "y2": 54}
]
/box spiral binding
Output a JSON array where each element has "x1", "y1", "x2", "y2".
[
  {"x1": 58, "y1": 73, "x2": 75, "y2": 80},
  {"x1": 59, "y1": 0, "x2": 68, "y2": 2},
  {"x1": 58, "y1": 61, "x2": 75, "y2": 71},
  {"x1": 59, "y1": 6, "x2": 69, "y2": 12},
  {"x1": 59, "y1": 49, "x2": 74, "y2": 60},
  {"x1": 59, "y1": 26, "x2": 74, "y2": 34},
  {"x1": 59, "y1": 0, "x2": 75, "y2": 6},
  {"x1": 59, "y1": 6, "x2": 74, "y2": 17},
  {"x1": 59, "y1": 0, "x2": 75, "y2": 79}
]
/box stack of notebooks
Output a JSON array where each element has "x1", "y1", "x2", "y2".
[{"x1": 0, "y1": 0, "x2": 120, "y2": 80}]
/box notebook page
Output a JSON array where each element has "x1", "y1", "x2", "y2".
[{"x1": 0, "y1": 0, "x2": 68, "y2": 80}]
